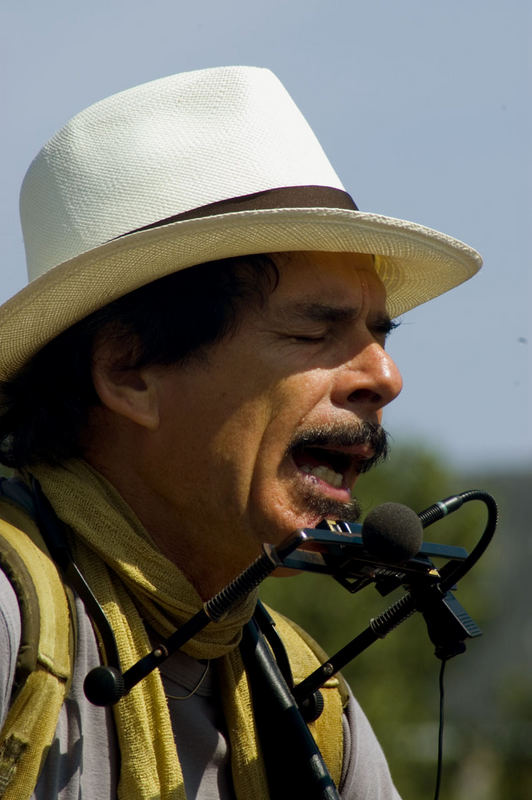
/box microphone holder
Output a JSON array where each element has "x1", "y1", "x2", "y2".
[
  {"x1": 83, "y1": 489, "x2": 497, "y2": 708},
  {"x1": 290, "y1": 490, "x2": 497, "y2": 707},
  {"x1": 292, "y1": 580, "x2": 480, "y2": 708}
]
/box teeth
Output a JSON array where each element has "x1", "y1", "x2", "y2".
[{"x1": 300, "y1": 464, "x2": 343, "y2": 488}]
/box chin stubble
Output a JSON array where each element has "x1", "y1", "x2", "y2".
[{"x1": 300, "y1": 489, "x2": 363, "y2": 523}]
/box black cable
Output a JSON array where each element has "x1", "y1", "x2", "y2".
[
  {"x1": 420, "y1": 490, "x2": 498, "y2": 592},
  {"x1": 434, "y1": 658, "x2": 448, "y2": 800},
  {"x1": 241, "y1": 617, "x2": 340, "y2": 800}
]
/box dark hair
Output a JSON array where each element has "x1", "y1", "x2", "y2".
[{"x1": 0, "y1": 254, "x2": 278, "y2": 468}]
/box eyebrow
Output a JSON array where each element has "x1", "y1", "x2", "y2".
[{"x1": 281, "y1": 301, "x2": 359, "y2": 324}]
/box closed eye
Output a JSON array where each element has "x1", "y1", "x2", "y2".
[
  {"x1": 289, "y1": 333, "x2": 328, "y2": 343},
  {"x1": 271, "y1": 303, "x2": 400, "y2": 347},
  {"x1": 287, "y1": 318, "x2": 400, "y2": 345}
]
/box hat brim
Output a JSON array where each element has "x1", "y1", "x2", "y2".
[{"x1": 0, "y1": 206, "x2": 481, "y2": 381}]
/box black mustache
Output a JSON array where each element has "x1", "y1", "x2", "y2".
[{"x1": 288, "y1": 421, "x2": 389, "y2": 474}]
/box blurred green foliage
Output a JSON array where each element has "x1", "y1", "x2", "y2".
[{"x1": 260, "y1": 445, "x2": 531, "y2": 800}]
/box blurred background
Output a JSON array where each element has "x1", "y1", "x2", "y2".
[{"x1": 2, "y1": 1, "x2": 530, "y2": 797}]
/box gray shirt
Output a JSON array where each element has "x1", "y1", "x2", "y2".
[{"x1": 0, "y1": 568, "x2": 400, "y2": 799}]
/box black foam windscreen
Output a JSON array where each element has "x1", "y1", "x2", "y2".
[{"x1": 362, "y1": 502, "x2": 423, "y2": 563}]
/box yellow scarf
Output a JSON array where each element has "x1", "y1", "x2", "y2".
[{"x1": 30, "y1": 459, "x2": 267, "y2": 800}]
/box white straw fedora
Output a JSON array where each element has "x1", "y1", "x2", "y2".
[{"x1": 0, "y1": 65, "x2": 481, "y2": 382}]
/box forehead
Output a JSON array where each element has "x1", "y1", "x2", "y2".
[{"x1": 270, "y1": 251, "x2": 386, "y2": 305}]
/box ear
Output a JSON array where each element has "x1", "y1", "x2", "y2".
[{"x1": 91, "y1": 341, "x2": 161, "y2": 431}]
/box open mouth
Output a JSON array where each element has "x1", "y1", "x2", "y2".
[
  {"x1": 286, "y1": 422, "x2": 388, "y2": 505},
  {"x1": 291, "y1": 445, "x2": 364, "y2": 492}
]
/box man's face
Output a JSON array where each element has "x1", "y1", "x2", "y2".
[{"x1": 141, "y1": 251, "x2": 403, "y2": 589}]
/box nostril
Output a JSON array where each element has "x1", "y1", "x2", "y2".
[{"x1": 347, "y1": 388, "x2": 381, "y2": 404}]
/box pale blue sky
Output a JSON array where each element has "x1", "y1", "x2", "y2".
[{"x1": 1, "y1": 0, "x2": 530, "y2": 470}]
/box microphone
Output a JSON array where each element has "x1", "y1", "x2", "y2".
[
  {"x1": 281, "y1": 501, "x2": 446, "y2": 591},
  {"x1": 361, "y1": 502, "x2": 424, "y2": 562},
  {"x1": 281, "y1": 498, "x2": 472, "y2": 592}
]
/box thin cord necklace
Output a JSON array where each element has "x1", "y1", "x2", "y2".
[{"x1": 165, "y1": 660, "x2": 210, "y2": 701}]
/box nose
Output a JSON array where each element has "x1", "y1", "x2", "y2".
[{"x1": 331, "y1": 340, "x2": 403, "y2": 414}]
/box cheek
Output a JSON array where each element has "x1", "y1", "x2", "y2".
[
  {"x1": 247, "y1": 372, "x2": 332, "y2": 499},
  {"x1": 204, "y1": 395, "x2": 278, "y2": 502}
]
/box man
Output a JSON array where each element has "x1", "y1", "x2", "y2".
[{"x1": 0, "y1": 66, "x2": 481, "y2": 799}]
